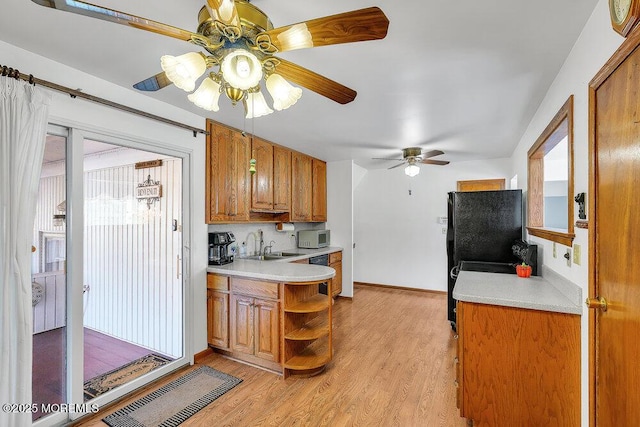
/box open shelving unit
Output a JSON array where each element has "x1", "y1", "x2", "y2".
[{"x1": 282, "y1": 279, "x2": 333, "y2": 378}]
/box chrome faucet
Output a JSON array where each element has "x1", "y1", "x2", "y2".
[
  {"x1": 264, "y1": 240, "x2": 276, "y2": 255},
  {"x1": 257, "y1": 229, "x2": 264, "y2": 256}
]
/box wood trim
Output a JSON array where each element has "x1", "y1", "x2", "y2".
[
  {"x1": 194, "y1": 347, "x2": 214, "y2": 363},
  {"x1": 526, "y1": 227, "x2": 575, "y2": 247},
  {"x1": 354, "y1": 281, "x2": 447, "y2": 296},
  {"x1": 526, "y1": 95, "x2": 575, "y2": 246},
  {"x1": 456, "y1": 178, "x2": 505, "y2": 192}
]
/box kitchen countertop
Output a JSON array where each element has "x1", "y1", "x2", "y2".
[
  {"x1": 452, "y1": 268, "x2": 582, "y2": 315},
  {"x1": 206, "y1": 246, "x2": 342, "y2": 282}
]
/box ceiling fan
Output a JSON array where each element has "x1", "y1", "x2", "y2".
[
  {"x1": 32, "y1": 0, "x2": 390, "y2": 118},
  {"x1": 373, "y1": 147, "x2": 450, "y2": 177}
]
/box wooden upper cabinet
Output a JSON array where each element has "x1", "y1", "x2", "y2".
[
  {"x1": 251, "y1": 139, "x2": 291, "y2": 213},
  {"x1": 312, "y1": 159, "x2": 327, "y2": 222},
  {"x1": 251, "y1": 138, "x2": 274, "y2": 211},
  {"x1": 291, "y1": 152, "x2": 313, "y2": 222},
  {"x1": 273, "y1": 145, "x2": 291, "y2": 212},
  {"x1": 205, "y1": 120, "x2": 251, "y2": 223}
]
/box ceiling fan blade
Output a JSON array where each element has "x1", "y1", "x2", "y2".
[
  {"x1": 133, "y1": 72, "x2": 173, "y2": 92},
  {"x1": 260, "y1": 7, "x2": 389, "y2": 52},
  {"x1": 421, "y1": 159, "x2": 450, "y2": 166},
  {"x1": 421, "y1": 149, "x2": 445, "y2": 159},
  {"x1": 31, "y1": 0, "x2": 197, "y2": 42},
  {"x1": 274, "y1": 58, "x2": 356, "y2": 104},
  {"x1": 372, "y1": 158, "x2": 404, "y2": 161},
  {"x1": 206, "y1": 0, "x2": 240, "y2": 27},
  {"x1": 388, "y1": 162, "x2": 407, "y2": 170}
]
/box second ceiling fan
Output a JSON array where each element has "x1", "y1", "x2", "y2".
[
  {"x1": 373, "y1": 147, "x2": 450, "y2": 177},
  {"x1": 32, "y1": 0, "x2": 390, "y2": 117}
]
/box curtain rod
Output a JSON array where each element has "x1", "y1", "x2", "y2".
[{"x1": 1, "y1": 64, "x2": 207, "y2": 137}]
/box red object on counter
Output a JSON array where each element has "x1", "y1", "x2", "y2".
[{"x1": 516, "y1": 264, "x2": 532, "y2": 278}]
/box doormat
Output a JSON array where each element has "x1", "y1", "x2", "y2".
[
  {"x1": 84, "y1": 353, "x2": 173, "y2": 401},
  {"x1": 102, "y1": 366, "x2": 242, "y2": 427}
]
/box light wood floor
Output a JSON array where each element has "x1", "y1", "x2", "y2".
[{"x1": 77, "y1": 284, "x2": 467, "y2": 426}]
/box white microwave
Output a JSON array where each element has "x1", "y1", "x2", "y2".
[{"x1": 298, "y1": 230, "x2": 330, "y2": 248}]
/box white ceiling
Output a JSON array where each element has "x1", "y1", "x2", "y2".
[{"x1": 1, "y1": 0, "x2": 598, "y2": 169}]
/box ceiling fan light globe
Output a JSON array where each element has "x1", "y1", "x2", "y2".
[
  {"x1": 405, "y1": 164, "x2": 420, "y2": 177},
  {"x1": 266, "y1": 74, "x2": 302, "y2": 110},
  {"x1": 221, "y1": 49, "x2": 263, "y2": 90},
  {"x1": 245, "y1": 90, "x2": 274, "y2": 118},
  {"x1": 187, "y1": 77, "x2": 221, "y2": 111},
  {"x1": 160, "y1": 52, "x2": 207, "y2": 92},
  {"x1": 277, "y1": 23, "x2": 314, "y2": 51}
]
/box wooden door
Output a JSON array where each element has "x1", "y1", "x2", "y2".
[
  {"x1": 589, "y1": 36, "x2": 640, "y2": 427},
  {"x1": 207, "y1": 290, "x2": 229, "y2": 349},
  {"x1": 312, "y1": 159, "x2": 327, "y2": 222},
  {"x1": 253, "y1": 299, "x2": 280, "y2": 362},
  {"x1": 251, "y1": 138, "x2": 274, "y2": 211},
  {"x1": 456, "y1": 178, "x2": 505, "y2": 192},
  {"x1": 273, "y1": 145, "x2": 291, "y2": 212},
  {"x1": 291, "y1": 152, "x2": 312, "y2": 222},
  {"x1": 230, "y1": 294, "x2": 253, "y2": 355}
]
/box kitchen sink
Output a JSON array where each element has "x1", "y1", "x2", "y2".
[{"x1": 243, "y1": 252, "x2": 303, "y2": 261}]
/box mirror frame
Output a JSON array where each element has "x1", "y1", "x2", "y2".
[{"x1": 526, "y1": 95, "x2": 575, "y2": 247}]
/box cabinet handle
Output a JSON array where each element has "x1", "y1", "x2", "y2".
[
  {"x1": 454, "y1": 380, "x2": 459, "y2": 388},
  {"x1": 453, "y1": 334, "x2": 459, "y2": 340},
  {"x1": 454, "y1": 357, "x2": 459, "y2": 364}
]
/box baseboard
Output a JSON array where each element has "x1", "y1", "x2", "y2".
[
  {"x1": 354, "y1": 281, "x2": 446, "y2": 295},
  {"x1": 194, "y1": 347, "x2": 214, "y2": 364}
]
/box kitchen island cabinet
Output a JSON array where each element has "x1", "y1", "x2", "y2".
[
  {"x1": 453, "y1": 270, "x2": 581, "y2": 426},
  {"x1": 206, "y1": 260, "x2": 335, "y2": 375},
  {"x1": 328, "y1": 251, "x2": 342, "y2": 296}
]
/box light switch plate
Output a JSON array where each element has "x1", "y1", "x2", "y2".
[
  {"x1": 553, "y1": 242, "x2": 557, "y2": 258},
  {"x1": 573, "y1": 244, "x2": 581, "y2": 266}
]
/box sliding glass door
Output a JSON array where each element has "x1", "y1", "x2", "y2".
[{"x1": 32, "y1": 126, "x2": 190, "y2": 426}]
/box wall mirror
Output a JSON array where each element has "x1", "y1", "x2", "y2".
[{"x1": 527, "y1": 95, "x2": 575, "y2": 246}]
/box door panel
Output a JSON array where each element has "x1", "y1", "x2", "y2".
[
  {"x1": 254, "y1": 300, "x2": 279, "y2": 362},
  {"x1": 592, "y1": 44, "x2": 640, "y2": 427},
  {"x1": 231, "y1": 295, "x2": 253, "y2": 355},
  {"x1": 207, "y1": 290, "x2": 229, "y2": 349},
  {"x1": 251, "y1": 138, "x2": 274, "y2": 210}
]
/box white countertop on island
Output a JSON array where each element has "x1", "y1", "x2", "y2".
[
  {"x1": 452, "y1": 267, "x2": 582, "y2": 315},
  {"x1": 206, "y1": 247, "x2": 342, "y2": 282}
]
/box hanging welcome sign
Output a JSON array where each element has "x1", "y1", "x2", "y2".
[{"x1": 136, "y1": 174, "x2": 162, "y2": 209}]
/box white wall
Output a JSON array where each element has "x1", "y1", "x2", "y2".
[
  {"x1": 508, "y1": 1, "x2": 624, "y2": 424},
  {"x1": 0, "y1": 40, "x2": 211, "y2": 356},
  {"x1": 354, "y1": 158, "x2": 511, "y2": 291},
  {"x1": 327, "y1": 160, "x2": 355, "y2": 297}
]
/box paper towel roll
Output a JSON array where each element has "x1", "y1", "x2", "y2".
[{"x1": 276, "y1": 222, "x2": 295, "y2": 232}]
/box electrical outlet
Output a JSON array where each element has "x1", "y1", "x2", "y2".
[
  {"x1": 573, "y1": 244, "x2": 581, "y2": 266},
  {"x1": 553, "y1": 242, "x2": 557, "y2": 258},
  {"x1": 565, "y1": 249, "x2": 571, "y2": 267},
  {"x1": 442, "y1": 227, "x2": 447, "y2": 234}
]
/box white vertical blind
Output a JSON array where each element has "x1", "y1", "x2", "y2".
[{"x1": 33, "y1": 158, "x2": 183, "y2": 357}]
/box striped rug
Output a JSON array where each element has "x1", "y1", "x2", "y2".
[{"x1": 102, "y1": 366, "x2": 242, "y2": 427}]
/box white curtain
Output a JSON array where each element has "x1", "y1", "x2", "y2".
[{"x1": 0, "y1": 77, "x2": 50, "y2": 427}]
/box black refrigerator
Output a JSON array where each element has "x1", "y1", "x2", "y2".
[{"x1": 446, "y1": 190, "x2": 523, "y2": 327}]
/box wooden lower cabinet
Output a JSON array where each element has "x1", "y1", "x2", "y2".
[
  {"x1": 456, "y1": 301, "x2": 580, "y2": 426},
  {"x1": 230, "y1": 294, "x2": 279, "y2": 363},
  {"x1": 329, "y1": 251, "x2": 342, "y2": 296},
  {"x1": 207, "y1": 289, "x2": 229, "y2": 349},
  {"x1": 207, "y1": 274, "x2": 281, "y2": 372}
]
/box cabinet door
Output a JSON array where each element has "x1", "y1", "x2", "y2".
[
  {"x1": 207, "y1": 290, "x2": 229, "y2": 349},
  {"x1": 230, "y1": 294, "x2": 254, "y2": 355},
  {"x1": 273, "y1": 145, "x2": 291, "y2": 212},
  {"x1": 205, "y1": 120, "x2": 251, "y2": 222},
  {"x1": 291, "y1": 152, "x2": 313, "y2": 222},
  {"x1": 330, "y1": 260, "x2": 342, "y2": 296},
  {"x1": 253, "y1": 299, "x2": 280, "y2": 363},
  {"x1": 251, "y1": 138, "x2": 274, "y2": 211},
  {"x1": 312, "y1": 159, "x2": 327, "y2": 222}
]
